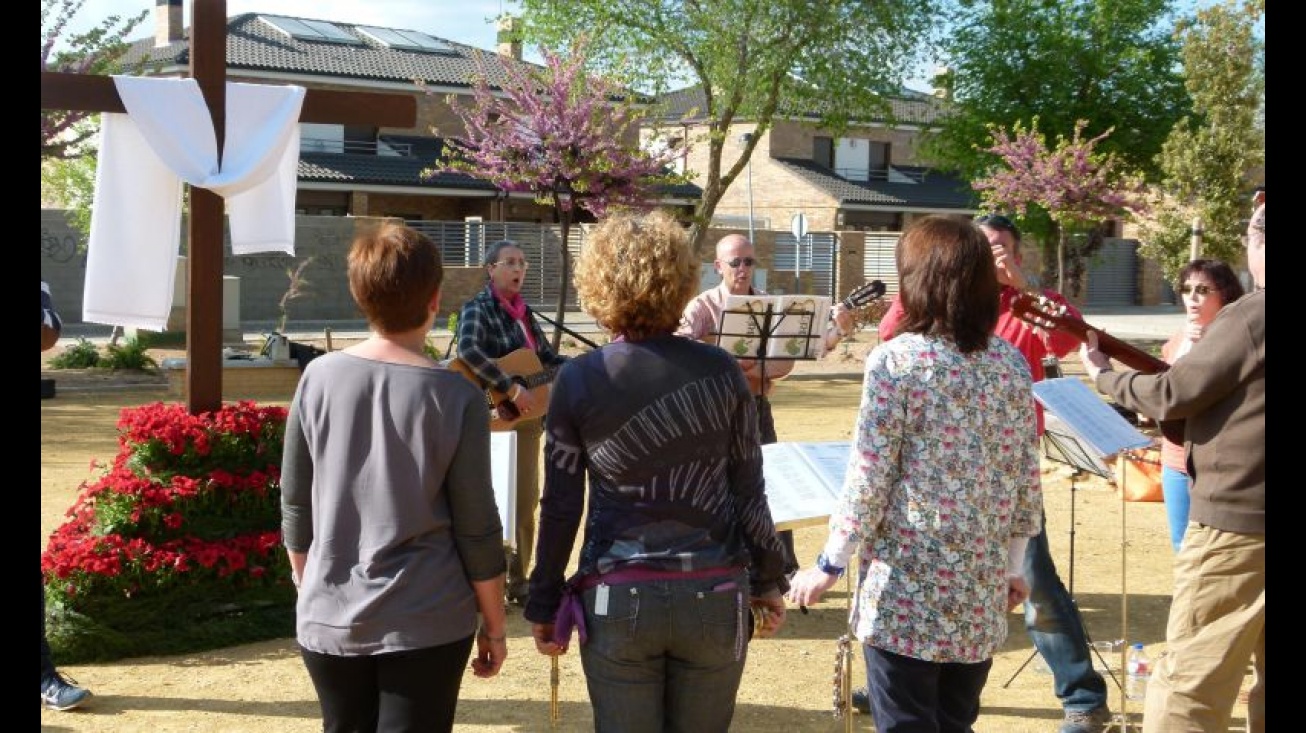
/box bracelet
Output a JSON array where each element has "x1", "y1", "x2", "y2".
[
  {"x1": 477, "y1": 630, "x2": 507, "y2": 643},
  {"x1": 815, "y1": 552, "x2": 845, "y2": 579}
]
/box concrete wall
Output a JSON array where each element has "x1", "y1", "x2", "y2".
[{"x1": 40, "y1": 210, "x2": 487, "y2": 330}]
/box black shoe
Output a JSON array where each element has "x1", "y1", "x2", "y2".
[{"x1": 850, "y1": 685, "x2": 870, "y2": 714}]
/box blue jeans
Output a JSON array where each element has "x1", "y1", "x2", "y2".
[
  {"x1": 578, "y1": 569, "x2": 750, "y2": 733},
  {"x1": 1160, "y1": 466, "x2": 1191, "y2": 552},
  {"x1": 1024, "y1": 517, "x2": 1109, "y2": 714}
]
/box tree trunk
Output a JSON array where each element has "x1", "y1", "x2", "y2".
[
  {"x1": 1056, "y1": 223, "x2": 1068, "y2": 295},
  {"x1": 550, "y1": 206, "x2": 571, "y2": 353}
]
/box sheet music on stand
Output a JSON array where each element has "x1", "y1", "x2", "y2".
[
  {"x1": 1032, "y1": 378, "x2": 1152, "y2": 478},
  {"x1": 716, "y1": 294, "x2": 832, "y2": 360}
]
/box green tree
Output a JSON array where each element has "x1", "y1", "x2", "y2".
[
  {"x1": 41, "y1": 0, "x2": 147, "y2": 239},
  {"x1": 516, "y1": 0, "x2": 941, "y2": 250},
  {"x1": 429, "y1": 40, "x2": 682, "y2": 350},
  {"x1": 973, "y1": 118, "x2": 1149, "y2": 294},
  {"x1": 1135, "y1": 0, "x2": 1264, "y2": 280},
  {"x1": 924, "y1": 0, "x2": 1189, "y2": 184}
]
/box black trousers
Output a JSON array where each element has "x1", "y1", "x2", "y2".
[{"x1": 300, "y1": 635, "x2": 475, "y2": 733}]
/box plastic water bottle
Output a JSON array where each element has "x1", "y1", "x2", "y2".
[{"x1": 1125, "y1": 643, "x2": 1151, "y2": 701}]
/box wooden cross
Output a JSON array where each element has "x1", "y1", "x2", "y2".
[{"x1": 40, "y1": 0, "x2": 416, "y2": 413}]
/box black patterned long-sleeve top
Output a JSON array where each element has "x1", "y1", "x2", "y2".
[{"x1": 523, "y1": 334, "x2": 790, "y2": 623}]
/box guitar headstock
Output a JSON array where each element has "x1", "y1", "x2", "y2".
[
  {"x1": 842, "y1": 280, "x2": 886, "y2": 309},
  {"x1": 1010, "y1": 291, "x2": 1081, "y2": 337}
]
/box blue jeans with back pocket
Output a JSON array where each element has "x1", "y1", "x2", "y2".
[{"x1": 578, "y1": 568, "x2": 751, "y2": 733}]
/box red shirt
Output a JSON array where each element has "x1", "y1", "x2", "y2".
[{"x1": 877, "y1": 286, "x2": 1082, "y2": 435}]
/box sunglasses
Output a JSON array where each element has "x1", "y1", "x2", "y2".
[
  {"x1": 1180, "y1": 284, "x2": 1213, "y2": 296},
  {"x1": 724, "y1": 257, "x2": 757, "y2": 268}
]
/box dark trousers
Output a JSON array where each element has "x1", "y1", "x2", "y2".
[
  {"x1": 300, "y1": 635, "x2": 474, "y2": 733},
  {"x1": 862, "y1": 645, "x2": 992, "y2": 733},
  {"x1": 756, "y1": 395, "x2": 799, "y2": 574},
  {"x1": 41, "y1": 574, "x2": 55, "y2": 682}
]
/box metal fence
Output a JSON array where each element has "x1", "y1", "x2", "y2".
[{"x1": 405, "y1": 220, "x2": 586, "y2": 309}]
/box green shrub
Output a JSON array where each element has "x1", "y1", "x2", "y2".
[
  {"x1": 102, "y1": 334, "x2": 158, "y2": 372},
  {"x1": 46, "y1": 337, "x2": 101, "y2": 369}
]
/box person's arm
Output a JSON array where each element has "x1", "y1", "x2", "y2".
[
  {"x1": 279, "y1": 389, "x2": 314, "y2": 589},
  {"x1": 821, "y1": 304, "x2": 857, "y2": 352},
  {"x1": 523, "y1": 374, "x2": 588, "y2": 625},
  {"x1": 41, "y1": 281, "x2": 62, "y2": 352},
  {"x1": 455, "y1": 296, "x2": 514, "y2": 394},
  {"x1": 1083, "y1": 299, "x2": 1259, "y2": 421}
]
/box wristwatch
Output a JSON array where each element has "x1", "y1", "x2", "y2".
[{"x1": 816, "y1": 552, "x2": 845, "y2": 579}]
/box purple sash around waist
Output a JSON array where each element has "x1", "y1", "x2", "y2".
[{"x1": 552, "y1": 565, "x2": 742, "y2": 647}]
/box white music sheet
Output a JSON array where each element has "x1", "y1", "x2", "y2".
[
  {"x1": 490, "y1": 431, "x2": 517, "y2": 547},
  {"x1": 1032, "y1": 378, "x2": 1151, "y2": 458},
  {"x1": 762, "y1": 441, "x2": 850, "y2": 530}
]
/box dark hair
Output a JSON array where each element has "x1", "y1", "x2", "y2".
[
  {"x1": 975, "y1": 213, "x2": 1021, "y2": 242},
  {"x1": 1176, "y1": 258, "x2": 1245, "y2": 305},
  {"x1": 348, "y1": 223, "x2": 443, "y2": 334},
  {"x1": 894, "y1": 216, "x2": 999, "y2": 353}
]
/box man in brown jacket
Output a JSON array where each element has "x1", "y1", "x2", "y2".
[{"x1": 1079, "y1": 201, "x2": 1264, "y2": 733}]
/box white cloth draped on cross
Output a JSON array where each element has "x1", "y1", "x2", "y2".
[{"x1": 82, "y1": 75, "x2": 306, "y2": 331}]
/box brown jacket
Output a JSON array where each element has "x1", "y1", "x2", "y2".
[{"x1": 1096, "y1": 289, "x2": 1264, "y2": 534}]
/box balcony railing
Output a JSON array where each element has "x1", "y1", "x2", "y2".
[{"x1": 299, "y1": 137, "x2": 414, "y2": 156}]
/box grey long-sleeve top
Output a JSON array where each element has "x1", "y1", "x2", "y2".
[{"x1": 281, "y1": 352, "x2": 505, "y2": 655}]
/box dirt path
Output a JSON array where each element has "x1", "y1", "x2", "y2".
[{"x1": 39, "y1": 340, "x2": 1250, "y2": 732}]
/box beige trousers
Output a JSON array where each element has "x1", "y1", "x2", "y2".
[
  {"x1": 507, "y1": 416, "x2": 544, "y2": 591},
  {"x1": 1143, "y1": 524, "x2": 1264, "y2": 733}
]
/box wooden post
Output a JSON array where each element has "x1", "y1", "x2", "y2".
[{"x1": 40, "y1": 0, "x2": 416, "y2": 413}]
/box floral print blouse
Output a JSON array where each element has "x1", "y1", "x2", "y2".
[{"x1": 821, "y1": 332, "x2": 1043, "y2": 663}]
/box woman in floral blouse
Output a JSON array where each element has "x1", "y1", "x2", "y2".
[{"x1": 787, "y1": 216, "x2": 1044, "y2": 733}]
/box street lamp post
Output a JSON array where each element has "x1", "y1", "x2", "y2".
[{"x1": 740, "y1": 133, "x2": 755, "y2": 244}]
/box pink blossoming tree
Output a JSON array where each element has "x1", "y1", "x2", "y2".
[
  {"x1": 428, "y1": 39, "x2": 684, "y2": 350},
  {"x1": 973, "y1": 117, "x2": 1149, "y2": 294}
]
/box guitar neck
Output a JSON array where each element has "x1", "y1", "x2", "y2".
[
  {"x1": 1012, "y1": 292, "x2": 1168, "y2": 374},
  {"x1": 1084, "y1": 329, "x2": 1168, "y2": 374}
]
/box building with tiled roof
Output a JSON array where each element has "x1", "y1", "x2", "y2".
[
  {"x1": 652, "y1": 83, "x2": 976, "y2": 235},
  {"x1": 119, "y1": 3, "x2": 699, "y2": 223}
]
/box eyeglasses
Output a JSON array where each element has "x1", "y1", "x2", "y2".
[
  {"x1": 724, "y1": 257, "x2": 757, "y2": 268},
  {"x1": 1180, "y1": 284, "x2": 1212, "y2": 296},
  {"x1": 492, "y1": 259, "x2": 529, "y2": 270}
]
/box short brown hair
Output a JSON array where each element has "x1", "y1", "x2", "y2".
[
  {"x1": 347, "y1": 222, "x2": 443, "y2": 334},
  {"x1": 574, "y1": 209, "x2": 697, "y2": 341},
  {"x1": 893, "y1": 216, "x2": 999, "y2": 353}
]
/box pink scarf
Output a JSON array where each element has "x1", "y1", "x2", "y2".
[{"x1": 494, "y1": 287, "x2": 537, "y2": 350}]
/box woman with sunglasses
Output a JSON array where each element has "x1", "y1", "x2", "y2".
[{"x1": 1157, "y1": 259, "x2": 1245, "y2": 552}]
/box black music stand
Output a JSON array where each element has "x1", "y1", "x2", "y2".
[{"x1": 1001, "y1": 378, "x2": 1151, "y2": 707}]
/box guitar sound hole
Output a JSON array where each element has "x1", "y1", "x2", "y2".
[{"x1": 496, "y1": 400, "x2": 521, "y2": 422}]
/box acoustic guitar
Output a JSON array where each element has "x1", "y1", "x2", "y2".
[
  {"x1": 447, "y1": 347, "x2": 560, "y2": 431},
  {"x1": 1011, "y1": 291, "x2": 1183, "y2": 444}
]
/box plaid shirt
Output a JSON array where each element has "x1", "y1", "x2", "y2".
[
  {"x1": 455, "y1": 286, "x2": 567, "y2": 395},
  {"x1": 41, "y1": 280, "x2": 62, "y2": 331}
]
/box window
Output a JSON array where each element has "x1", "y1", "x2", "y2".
[
  {"x1": 868, "y1": 141, "x2": 890, "y2": 175},
  {"x1": 813, "y1": 136, "x2": 833, "y2": 169}
]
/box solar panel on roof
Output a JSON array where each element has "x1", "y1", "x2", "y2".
[
  {"x1": 357, "y1": 25, "x2": 458, "y2": 55},
  {"x1": 259, "y1": 15, "x2": 362, "y2": 45}
]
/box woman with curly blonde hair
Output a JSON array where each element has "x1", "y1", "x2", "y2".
[{"x1": 523, "y1": 209, "x2": 791, "y2": 733}]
